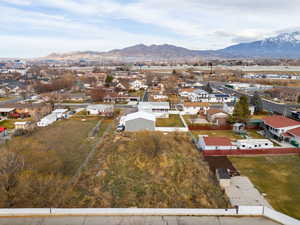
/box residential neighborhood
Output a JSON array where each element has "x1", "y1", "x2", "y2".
[{"x1": 2, "y1": 2, "x2": 300, "y2": 222}]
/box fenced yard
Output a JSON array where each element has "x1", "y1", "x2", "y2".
[
  {"x1": 230, "y1": 155, "x2": 300, "y2": 219},
  {"x1": 156, "y1": 114, "x2": 185, "y2": 127}
]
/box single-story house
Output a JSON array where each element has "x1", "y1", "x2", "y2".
[
  {"x1": 52, "y1": 109, "x2": 68, "y2": 119},
  {"x1": 138, "y1": 102, "x2": 170, "y2": 118},
  {"x1": 236, "y1": 139, "x2": 274, "y2": 149},
  {"x1": 262, "y1": 115, "x2": 300, "y2": 141},
  {"x1": 0, "y1": 108, "x2": 15, "y2": 117},
  {"x1": 182, "y1": 102, "x2": 210, "y2": 115},
  {"x1": 37, "y1": 114, "x2": 57, "y2": 127},
  {"x1": 206, "y1": 109, "x2": 229, "y2": 126},
  {"x1": 122, "y1": 111, "x2": 156, "y2": 132},
  {"x1": 15, "y1": 121, "x2": 31, "y2": 130},
  {"x1": 223, "y1": 102, "x2": 255, "y2": 115},
  {"x1": 197, "y1": 136, "x2": 237, "y2": 150},
  {"x1": 86, "y1": 104, "x2": 114, "y2": 116},
  {"x1": 178, "y1": 88, "x2": 195, "y2": 98},
  {"x1": 209, "y1": 94, "x2": 234, "y2": 103}
]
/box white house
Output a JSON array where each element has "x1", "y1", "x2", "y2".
[
  {"x1": 37, "y1": 114, "x2": 57, "y2": 127},
  {"x1": 197, "y1": 136, "x2": 237, "y2": 151},
  {"x1": 262, "y1": 115, "x2": 300, "y2": 140},
  {"x1": 223, "y1": 103, "x2": 255, "y2": 115},
  {"x1": 52, "y1": 109, "x2": 68, "y2": 119},
  {"x1": 236, "y1": 139, "x2": 274, "y2": 149},
  {"x1": 182, "y1": 102, "x2": 210, "y2": 115},
  {"x1": 179, "y1": 88, "x2": 195, "y2": 98},
  {"x1": 209, "y1": 94, "x2": 235, "y2": 103},
  {"x1": 189, "y1": 89, "x2": 210, "y2": 102},
  {"x1": 138, "y1": 102, "x2": 170, "y2": 118},
  {"x1": 14, "y1": 121, "x2": 31, "y2": 130},
  {"x1": 153, "y1": 95, "x2": 168, "y2": 100},
  {"x1": 86, "y1": 104, "x2": 114, "y2": 116},
  {"x1": 130, "y1": 80, "x2": 148, "y2": 91}
]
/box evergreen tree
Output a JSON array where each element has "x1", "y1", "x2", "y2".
[
  {"x1": 229, "y1": 95, "x2": 251, "y2": 123},
  {"x1": 252, "y1": 92, "x2": 263, "y2": 114}
]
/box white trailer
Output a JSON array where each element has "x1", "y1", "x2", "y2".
[{"x1": 236, "y1": 139, "x2": 273, "y2": 149}]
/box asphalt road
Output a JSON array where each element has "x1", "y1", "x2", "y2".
[
  {"x1": 0, "y1": 216, "x2": 280, "y2": 225},
  {"x1": 211, "y1": 82, "x2": 296, "y2": 116}
]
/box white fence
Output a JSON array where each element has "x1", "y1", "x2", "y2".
[
  {"x1": 155, "y1": 127, "x2": 189, "y2": 132},
  {"x1": 0, "y1": 206, "x2": 299, "y2": 224}
]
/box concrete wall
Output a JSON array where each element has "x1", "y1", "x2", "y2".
[
  {"x1": 263, "y1": 207, "x2": 300, "y2": 225},
  {"x1": 0, "y1": 207, "x2": 298, "y2": 224},
  {"x1": 125, "y1": 118, "x2": 155, "y2": 132}
]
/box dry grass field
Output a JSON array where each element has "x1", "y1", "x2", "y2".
[{"x1": 77, "y1": 132, "x2": 230, "y2": 208}]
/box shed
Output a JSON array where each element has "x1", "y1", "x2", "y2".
[
  {"x1": 86, "y1": 104, "x2": 114, "y2": 116},
  {"x1": 236, "y1": 139, "x2": 274, "y2": 149},
  {"x1": 197, "y1": 136, "x2": 237, "y2": 151}
]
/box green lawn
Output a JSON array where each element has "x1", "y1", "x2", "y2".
[
  {"x1": 156, "y1": 114, "x2": 185, "y2": 127},
  {"x1": 230, "y1": 155, "x2": 300, "y2": 219}
]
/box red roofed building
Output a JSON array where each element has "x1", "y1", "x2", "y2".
[
  {"x1": 197, "y1": 136, "x2": 237, "y2": 151},
  {"x1": 262, "y1": 115, "x2": 300, "y2": 141}
]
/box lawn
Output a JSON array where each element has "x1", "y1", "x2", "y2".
[
  {"x1": 156, "y1": 114, "x2": 185, "y2": 127},
  {"x1": 230, "y1": 155, "x2": 300, "y2": 219},
  {"x1": 191, "y1": 130, "x2": 243, "y2": 141}
]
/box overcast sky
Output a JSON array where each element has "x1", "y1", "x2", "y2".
[{"x1": 1, "y1": 0, "x2": 300, "y2": 57}]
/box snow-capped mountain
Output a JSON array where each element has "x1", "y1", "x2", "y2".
[
  {"x1": 217, "y1": 31, "x2": 300, "y2": 58},
  {"x1": 43, "y1": 32, "x2": 300, "y2": 60}
]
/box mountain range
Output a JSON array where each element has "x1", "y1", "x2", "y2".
[{"x1": 44, "y1": 31, "x2": 300, "y2": 60}]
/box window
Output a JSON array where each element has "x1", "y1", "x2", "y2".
[{"x1": 265, "y1": 143, "x2": 268, "y2": 146}]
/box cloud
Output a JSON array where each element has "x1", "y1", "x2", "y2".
[
  {"x1": 0, "y1": 0, "x2": 32, "y2": 6},
  {"x1": 1, "y1": 0, "x2": 300, "y2": 57}
]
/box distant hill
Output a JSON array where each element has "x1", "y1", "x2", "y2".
[
  {"x1": 43, "y1": 31, "x2": 300, "y2": 60},
  {"x1": 104, "y1": 44, "x2": 202, "y2": 59}
]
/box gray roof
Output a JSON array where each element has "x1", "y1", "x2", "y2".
[{"x1": 139, "y1": 102, "x2": 170, "y2": 109}]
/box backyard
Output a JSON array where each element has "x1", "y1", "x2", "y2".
[
  {"x1": 156, "y1": 114, "x2": 185, "y2": 127},
  {"x1": 191, "y1": 130, "x2": 243, "y2": 141},
  {"x1": 230, "y1": 155, "x2": 300, "y2": 219}
]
